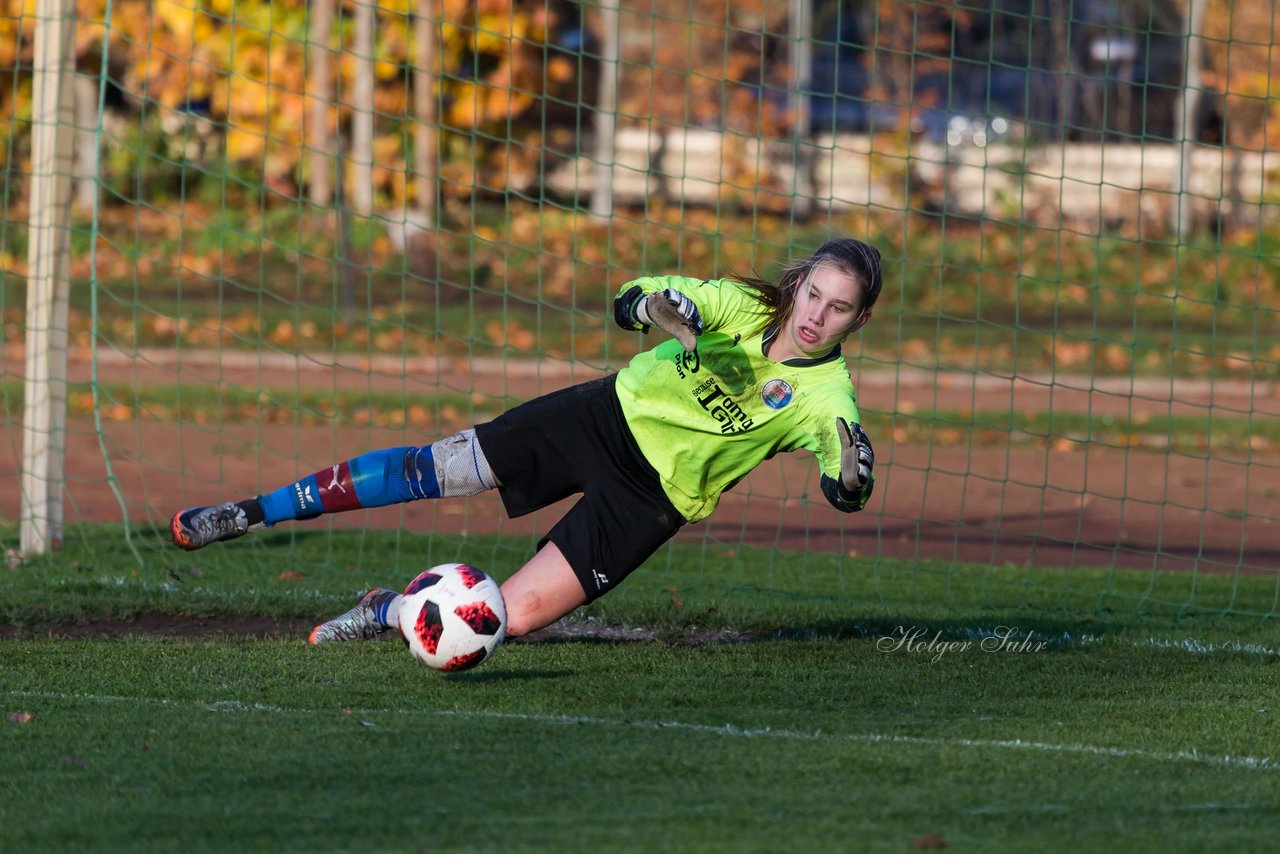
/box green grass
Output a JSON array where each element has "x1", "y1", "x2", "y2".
[
  {"x1": 1, "y1": 525, "x2": 1278, "y2": 850},
  {"x1": 3, "y1": 523, "x2": 1278, "y2": 627},
  {"x1": 46, "y1": 380, "x2": 517, "y2": 429},
  {"x1": 3, "y1": 201, "x2": 1277, "y2": 380},
  {"x1": 4, "y1": 636, "x2": 1279, "y2": 852}
]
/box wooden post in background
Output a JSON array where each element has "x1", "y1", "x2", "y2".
[
  {"x1": 413, "y1": 0, "x2": 438, "y2": 228},
  {"x1": 788, "y1": 0, "x2": 814, "y2": 219},
  {"x1": 308, "y1": 0, "x2": 335, "y2": 207},
  {"x1": 351, "y1": 0, "x2": 376, "y2": 216},
  {"x1": 1172, "y1": 0, "x2": 1207, "y2": 241},
  {"x1": 589, "y1": 0, "x2": 620, "y2": 221}
]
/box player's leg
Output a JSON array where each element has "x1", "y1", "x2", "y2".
[
  {"x1": 307, "y1": 378, "x2": 633, "y2": 643},
  {"x1": 500, "y1": 542, "x2": 589, "y2": 637},
  {"x1": 170, "y1": 428, "x2": 498, "y2": 550},
  {"x1": 495, "y1": 484, "x2": 684, "y2": 638},
  {"x1": 308, "y1": 463, "x2": 681, "y2": 644},
  {"x1": 308, "y1": 541, "x2": 585, "y2": 644}
]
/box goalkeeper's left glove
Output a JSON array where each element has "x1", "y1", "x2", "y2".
[
  {"x1": 836, "y1": 417, "x2": 874, "y2": 501},
  {"x1": 634, "y1": 288, "x2": 702, "y2": 352}
]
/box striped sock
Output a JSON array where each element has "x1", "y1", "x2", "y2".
[
  {"x1": 373, "y1": 592, "x2": 403, "y2": 630},
  {"x1": 257, "y1": 446, "x2": 437, "y2": 526}
]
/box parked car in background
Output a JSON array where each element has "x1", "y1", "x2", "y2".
[
  {"x1": 807, "y1": 11, "x2": 898, "y2": 134},
  {"x1": 802, "y1": 0, "x2": 1221, "y2": 144}
]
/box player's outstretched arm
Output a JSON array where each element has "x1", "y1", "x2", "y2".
[{"x1": 614, "y1": 284, "x2": 703, "y2": 352}]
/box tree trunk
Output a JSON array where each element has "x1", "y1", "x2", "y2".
[
  {"x1": 1172, "y1": 0, "x2": 1207, "y2": 240},
  {"x1": 413, "y1": 0, "x2": 437, "y2": 226},
  {"x1": 308, "y1": 0, "x2": 335, "y2": 207},
  {"x1": 351, "y1": 0, "x2": 376, "y2": 216}
]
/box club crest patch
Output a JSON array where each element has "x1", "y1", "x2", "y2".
[{"x1": 761, "y1": 379, "x2": 794, "y2": 410}]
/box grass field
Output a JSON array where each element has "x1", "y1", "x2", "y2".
[
  {"x1": 2, "y1": 525, "x2": 1278, "y2": 851},
  {"x1": 4, "y1": 202, "x2": 1277, "y2": 381}
]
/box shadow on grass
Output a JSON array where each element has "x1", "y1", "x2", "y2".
[
  {"x1": 441, "y1": 667, "x2": 575, "y2": 683},
  {"x1": 513, "y1": 613, "x2": 1120, "y2": 649}
]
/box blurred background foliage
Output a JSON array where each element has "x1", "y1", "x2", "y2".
[
  {"x1": 0, "y1": 0, "x2": 1277, "y2": 206},
  {"x1": 0, "y1": 0, "x2": 595, "y2": 200}
]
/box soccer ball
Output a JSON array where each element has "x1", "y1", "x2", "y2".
[{"x1": 398, "y1": 563, "x2": 507, "y2": 672}]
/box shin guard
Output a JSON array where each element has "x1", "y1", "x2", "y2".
[{"x1": 256, "y1": 431, "x2": 496, "y2": 526}]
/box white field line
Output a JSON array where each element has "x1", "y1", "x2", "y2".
[
  {"x1": 965, "y1": 802, "x2": 1263, "y2": 815},
  {"x1": 7, "y1": 689, "x2": 1276, "y2": 773},
  {"x1": 1124, "y1": 637, "x2": 1280, "y2": 657},
  {"x1": 1024, "y1": 632, "x2": 1280, "y2": 657}
]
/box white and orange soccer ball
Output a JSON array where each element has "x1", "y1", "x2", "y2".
[{"x1": 398, "y1": 563, "x2": 507, "y2": 672}]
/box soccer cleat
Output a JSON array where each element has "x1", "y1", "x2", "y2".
[
  {"x1": 170, "y1": 502, "x2": 250, "y2": 551},
  {"x1": 309, "y1": 588, "x2": 400, "y2": 644}
]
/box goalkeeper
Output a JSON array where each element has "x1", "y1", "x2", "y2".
[{"x1": 170, "y1": 238, "x2": 882, "y2": 642}]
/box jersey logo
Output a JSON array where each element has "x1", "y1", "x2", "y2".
[
  {"x1": 673, "y1": 347, "x2": 700, "y2": 379},
  {"x1": 692, "y1": 379, "x2": 755, "y2": 433},
  {"x1": 761, "y1": 379, "x2": 794, "y2": 410}
]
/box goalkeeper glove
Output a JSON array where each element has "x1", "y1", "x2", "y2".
[
  {"x1": 836, "y1": 417, "x2": 874, "y2": 498},
  {"x1": 636, "y1": 288, "x2": 703, "y2": 352}
]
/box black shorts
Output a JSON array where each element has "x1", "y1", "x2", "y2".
[{"x1": 473, "y1": 374, "x2": 684, "y2": 602}]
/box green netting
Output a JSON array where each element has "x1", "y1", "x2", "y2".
[{"x1": 2, "y1": 0, "x2": 1277, "y2": 619}]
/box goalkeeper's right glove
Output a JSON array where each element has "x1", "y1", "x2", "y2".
[
  {"x1": 636, "y1": 288, "x2": 702, "y2": 352},
  {"x1": 836, "y1": 417, "x2": 874, "y2": 505}
]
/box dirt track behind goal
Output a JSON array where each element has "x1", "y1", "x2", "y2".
[{"x1": 2, "y1": 351, "x2": 1275, "y2": 574}]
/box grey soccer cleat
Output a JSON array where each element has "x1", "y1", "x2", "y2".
[
  {"x1": 170, "y1": 502, "x2": 250, "y2": 551},
  {"x1": 309, "y1": 588, "x2": 400, "y2": 644}
]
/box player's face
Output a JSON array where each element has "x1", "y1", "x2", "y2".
[{"x1": 776, "y1": 263, "x2": 872, "y2": 360}]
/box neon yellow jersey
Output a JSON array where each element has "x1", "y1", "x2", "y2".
[{"x1": 614, "y1": 275, "x2": 867, "y2": 522}]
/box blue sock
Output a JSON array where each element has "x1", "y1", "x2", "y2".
[
  {"x1": 372, "y1": 593, "x2": 402, "y2": 629},
  {"x1": 258, "y1": 445, "x2": 438, "y2": 526}
]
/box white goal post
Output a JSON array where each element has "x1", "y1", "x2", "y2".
[{"x1": 21, "y1": 0, "x2": 75, "y2": 555}]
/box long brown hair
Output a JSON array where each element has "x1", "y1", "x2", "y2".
[{"x1": 733, "y1": 238, "x2": 883, "y2": 335}]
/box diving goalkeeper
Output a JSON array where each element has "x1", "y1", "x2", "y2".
[{"x1": 170, "y1": 237, "x2": 882, "y2": 642}]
